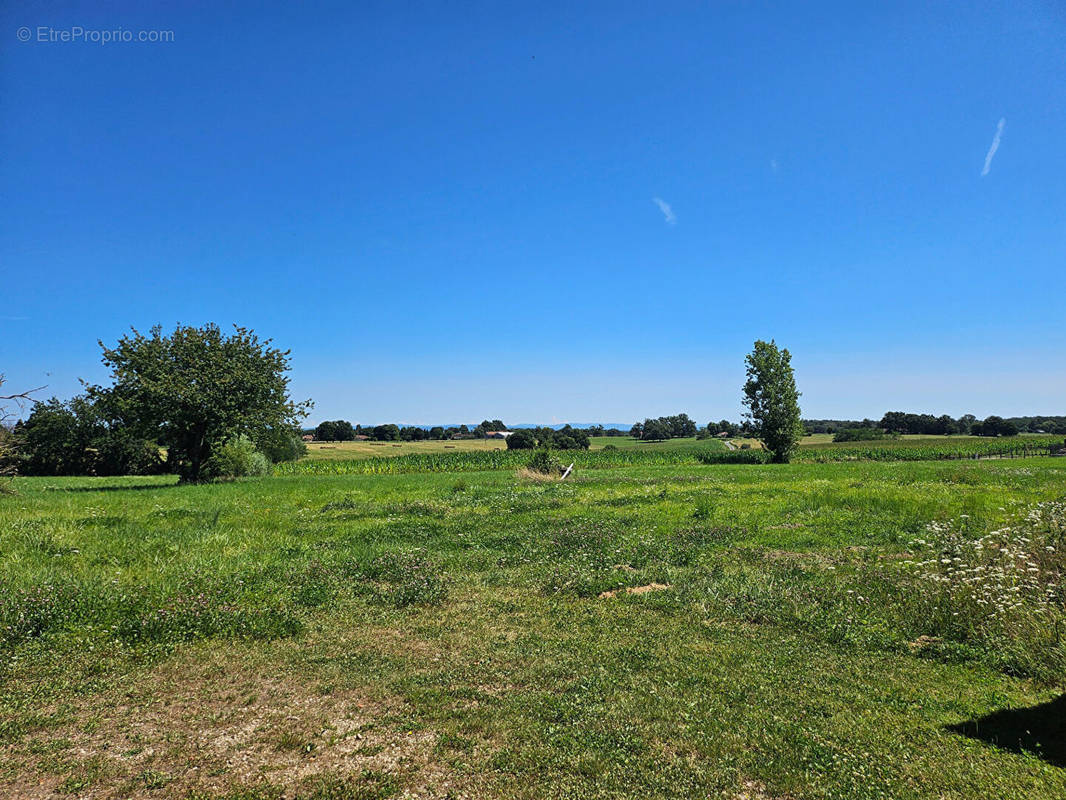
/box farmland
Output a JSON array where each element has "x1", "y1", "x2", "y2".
[
  {"x1": 2, "y1": 455, "x2": 1065, "y2": 799},
  {"x1": 305, "y1": 438, "x2": 509, "y2": 461}
]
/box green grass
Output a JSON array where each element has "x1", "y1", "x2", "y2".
[{"x1": 1, "y1": 458, "x2": 1065, "y2": 798}]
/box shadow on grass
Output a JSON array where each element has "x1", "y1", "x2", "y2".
[
  {"x1": 947, "y1": 695, "x2": 1066, "y2": 767},
  {"x1": 46, "y1": 480, "x2": 182, "y2": 493}
]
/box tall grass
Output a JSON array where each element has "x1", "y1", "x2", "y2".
[
  {"x1": 794, "y1": 436, "x2": 1054, "y2": 463},
  {"x1": 274, "y1": 446, "x2": 766, "y2": 476},
  {"x1": 275, "y1": 437, "x2": 1058, "y2": 475}
]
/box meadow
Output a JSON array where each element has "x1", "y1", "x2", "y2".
[{"x1": 1, "y1": 455, "x2": 1064, "y2": 798}]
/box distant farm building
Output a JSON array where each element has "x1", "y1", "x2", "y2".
[
  {"x1": 354, "y1": 435, "x2": 370, "y2": 440},
  {"x1": 301, "y1": 434, "x2": 314, "y2": 442},
  {"x1": 485, "y1": 431, "x2": 514, "y2": 439}
]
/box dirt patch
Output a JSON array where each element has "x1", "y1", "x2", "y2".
[
  {"x1": 0, "y1": 650, "x2": 461, "y2": 799},
  {"x1": 598, "y1": 583, "x2": 671, "y2": 599}
]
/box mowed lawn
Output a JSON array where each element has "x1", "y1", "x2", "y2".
[{"x1": 2, "y1": 458, "x2": 1065, "y2": 798}]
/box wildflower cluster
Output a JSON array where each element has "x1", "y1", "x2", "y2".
[
  {"x1": 908, "y1": 503, "x2": 1064, "y2": 621},
  {"x1": 904, "y1": 501, "x2": 1065, "y2": 677}
]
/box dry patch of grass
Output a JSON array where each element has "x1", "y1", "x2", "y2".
[
  {"x1": 513, "y1": 467, "x2": 558, "y2": 483},
  {"x1": 0, "y1": 649, "x2": 461, "y2": 799},
  {"x1": 597, "y1": 582, "x2": 671, "y2": 599}
]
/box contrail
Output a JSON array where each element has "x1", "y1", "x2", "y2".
[
  {"x1": 652, "y1": 197, "x2": 676, "y2": 224},
  {"x1": 981, "y1": 118, "x2": 1005, "y2": 176}
]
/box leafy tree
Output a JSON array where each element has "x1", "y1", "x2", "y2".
[
  {"x1": 641, "y1": 418, "x2": 670, "y2": 441},
  {"x1": 14, "y1": 394, "x2": 161, "y2": 476},
  {"x1": 428, "y1": 426, "x2": 445, "y2": 440},
  {"x1": 742, "y1": 339, "x2": 803, "y2": 463},
  {"x1": 506, "y1": 429, "x2": 537, "y2": 449},
  {"x1": 93, "y1": 324, "x2": 310, "y2": 482},
  {"x1": 314, "y1": 420, "x2": 355, "y2": 441},
  {"x1": 372, "y1": 423, "x2": 400, "y2": 441}
]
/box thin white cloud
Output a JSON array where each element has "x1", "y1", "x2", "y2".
[
  {"x1": 770, "y1": 158, "x2": 779, "y2": 172},
  {"x1": 981, "y1": 117, "x2": 1005, "y2": 176},
  {"x1": 652, "y1": 197, "x2": 676, "y2": 225}
]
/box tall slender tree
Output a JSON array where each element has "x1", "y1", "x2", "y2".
[{"x1": 742, "y1": 340, "x2": 804, "y2": 463}]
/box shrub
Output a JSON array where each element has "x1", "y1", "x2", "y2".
[
  {"x1": 202, "y1": 435, "x2": 270, "y2": 480},
  {"x1": 528, "y1": 448, "x2": 562, "y2": 475},
  {"x1": 257, "y1": 427, "x2": 308, "y2": 463}
]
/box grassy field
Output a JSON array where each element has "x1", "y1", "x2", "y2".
[{"x1": 2, "y1": 458, "x2": 1065, "y2": 798}]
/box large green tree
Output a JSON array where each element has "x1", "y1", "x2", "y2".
[
  {"x1": 95, "y1": 324, "x2": 311, "y2": 482},
  {"x1": 742, "y1": 339, "x2": 804, "y2": 463}
]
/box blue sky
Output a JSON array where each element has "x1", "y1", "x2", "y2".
[{"x1": 3, "y1": 1, "x2": 1064, "y2": 425}]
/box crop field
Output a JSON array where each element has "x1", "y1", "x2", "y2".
[
  {"x1": 305, "y1": 439, "x2": 509, "y2": 461},
  {"x1": 306, "y1": 436, "x2": 717, "y2": 462},
  {"x1": 2, "y1": 456, "x2": 1065, "y2": 799}
]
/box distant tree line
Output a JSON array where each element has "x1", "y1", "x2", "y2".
[
  {"x1": 805, "y1": 414, "x2": 1066, "y2": 437},
  {"x1": 583, "y1": 425, "x2": 631, "y2": 437},
  {"x1": 311, "y1": 419, "x2": 509, "y2": 442}
]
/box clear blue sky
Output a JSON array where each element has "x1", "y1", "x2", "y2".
[{"x1": 3, "y1": 1, "x2": 1064, "y2": 425}]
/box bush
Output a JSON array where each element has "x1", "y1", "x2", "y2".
[
  {"x1": 528, "y1": 448, "x2": 562, "y2": 475},
  {"x1": 257, "y1": 427, "x2": 307, "y2": 463},
  {"x1": 202, "y1": 435, "x2": 270, "y2": 480}
]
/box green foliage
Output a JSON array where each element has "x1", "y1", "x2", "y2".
[
  {"x1": 506, "y1": 429, "x2": 537, "y2": 449},
  {"x1": 95, "y1": 323, "x2": 310, "y2": 482},
  {"x1": 314, "y1": 420, "x2": 355, "y2": 441},
  {"x1": 202, "y1": 435, "x2": 270, "y2": 479},
  {"x1": 257, "y1": 426, "x2": 308, "y2": 463},
  {"x1": 13, "y1": 395, "x2": 161, "y2": 476},
  {"x1": 797, "y1": 436, "x2": 1052, "y2": 463},
  {"x1": 833, "y1": 427, "x2": 895, "y2": 442},
  {"x1": 528, "y1": 448, "x2": 563, "y2": 475},
  {"x1": 742, "y1": 339, "x2": 804, "y2": 463},
  {"x1": 639, "y1": 413, "x2": 698, "y2": 441}
]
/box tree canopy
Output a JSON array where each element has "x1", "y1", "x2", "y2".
[
  {"x1": 742, "y1": 339, "x2": 803, "y2": 463},
  {"x1": 94, "y1": 324, "x2": 310, "y2": 482}
]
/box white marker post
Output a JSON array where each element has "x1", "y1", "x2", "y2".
[{"x1": 560, "y1": 462, "x2": 574, "y2": 480}]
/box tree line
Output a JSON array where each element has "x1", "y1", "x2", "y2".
[
  {"x1": 312, "y1": 419, "x2": 508, "y2": 442},
  {"x1": 809, "y1": 412, "x2": 1066, "y2": 438}
]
